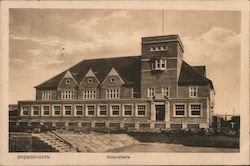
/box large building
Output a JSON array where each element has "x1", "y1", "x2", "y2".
[{"x1": 15, "y1": 35, "x2": 215, "y2": 130}]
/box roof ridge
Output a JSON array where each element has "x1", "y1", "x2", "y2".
[{"x1": 83, "y1": 55, "x2": 141, "y2": 61}]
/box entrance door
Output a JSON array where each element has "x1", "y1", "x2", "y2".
[{"x1": 156, "y1": 105, "x2": 165, "y2": 121}]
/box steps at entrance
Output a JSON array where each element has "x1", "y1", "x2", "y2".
[{"x1": 32, "y1": 133, "x2": 77, "y2": 152}]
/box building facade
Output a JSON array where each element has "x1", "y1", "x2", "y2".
[{"x1": 15, "y1": 35, "x2": 215, "y2": 130}]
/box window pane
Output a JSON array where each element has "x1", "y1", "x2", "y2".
[{"x1": 76, "y1": 111, "x2": 83, "y2": 115}]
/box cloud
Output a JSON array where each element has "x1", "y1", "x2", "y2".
[
  {"x1": 182, "y1": 27, "x2": 240, "y2": 114},
  {"x1": 182, "y1": 27, "x2": 240, "y2": 65}
]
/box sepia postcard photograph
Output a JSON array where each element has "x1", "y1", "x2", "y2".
[{"x1": 0, "y1": 0, "x2": 249, "y2": 165}]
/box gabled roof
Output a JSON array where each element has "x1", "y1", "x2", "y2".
[
  {"x1": 80, "y1": 68, "x2": 100, "y2": 84},
  {"x1": 35, "y1": 56, "x2": 141, "y2": 89},
  {"x1": 178, "y1": 61, "x2": 213, "y2": 88},
  {"x1": 101, "y1": 67, "x2": 125, "y2": 85}
]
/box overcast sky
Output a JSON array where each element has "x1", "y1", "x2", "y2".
[{"x1": 9, "y1": 9, "x2": 241, "y2": 115}]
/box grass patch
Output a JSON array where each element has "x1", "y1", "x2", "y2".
[{"x1": 127, "y1": 132, "x2": 239, "y2": 148}]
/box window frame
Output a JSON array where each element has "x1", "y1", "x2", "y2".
[
  {"x1": 97, "y1": 104, "x2": 108, "y2": 117},
  {"x1": 31, "y1": 105, "x2": 40, "y2": 116},
  {"x1": 85, "y1": 104, "x2": 96, "y2": 117},
  {"x1": 42, "y1": 90, "x2": 51, "y2": 100},
  {"x1": 154, "y1": 59, "x2": 167, "y2": 70},
  {"x1": 135, "y1": 104, "x2": 147, "y2": 117},
  {"x1": 110, "y1": 104, "x2": 121, "y2": 117},
  {"x1": 189, "y1": 86, "x2": 198, "y2": 98},
  {"x1": 173, "y1": 103, "x2": 186, "y2": 117},
  {"x1": 63, "y1": 104, "x2": 73, "y2": 116},
  {"x1": 41, "y1": 105, "x2": 50, "y2": 116},
  {"x1": 61, "y1": 90, "x2": 74, "y2": 100},
  {"x1": 105, "y1": 88, "x2": 120, "y2": 99},
  {"x1": 122, "y1": 104, "x2": 134, "y2": 117},
  {"x1": 52, "y1": 104, "x2": 62, "y2": 116},
  {"x1": 21, "y1": 105, "x2": 30, "y2": 116},
  {"x1": 189, "y1": 103, "x2": 202, "y2": 117},
  {"x1": 162, "y1": 87, "x2": 170, "y2": 97},
  {"x1": 74, "y1": 104, "x2": 84, "y2": 116},
  {"x1": 83, "y1": 89, "x2": 96, "y2": 99},
  {"x1": 147, "y1": 88, "x2": 155, "y2": 98}
]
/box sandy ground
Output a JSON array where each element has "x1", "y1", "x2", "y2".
[
  {"x1": 109, "y1": 142, "x2": 240, "y2": 153},
  {"x1": 57, "y1": 132, "x2": 239, "y2": 153}
]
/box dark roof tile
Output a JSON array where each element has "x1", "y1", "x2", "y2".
[
  {"x1": 178, "y1": 61, "x2": 213, "y2": 88},
  {"x1": 35, "y1": 56, "x2": 141, "y2": 89}
]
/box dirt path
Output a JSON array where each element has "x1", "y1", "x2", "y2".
[{"x1": 109, "y1": 142, "x2": 239, "y2": 153}]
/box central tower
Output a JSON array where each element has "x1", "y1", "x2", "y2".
[{"x1": 140, "y1": 35, "x2": 184, "y2": 99}]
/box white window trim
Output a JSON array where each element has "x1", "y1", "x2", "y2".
[
  {"x1": 110, "y1": 104, "x2": 121, "y2": 117},
  {"x1": 42, "y1": 90, "x2": 51, "y2": 100},
  {"x1": 122, "y1": 104, "x2": 134, "y2": 117},
  {"x1": 74, "y1": 104, "x2": 84, "y2": 117},
  {"x1": 85, "y1": 104, "x2": 96, "y2": 117},
  {"x1": 105, "y1": 88, "x2": 120, "y2": 99},
  {"x1": 61, "y1": 90, "x2": 74, "y2": 100},
  {"x1": 147, "y1": 88, "x2": 155, "y2": 98},
  {"x1": 31, "y1": 105, "x2": 40, "y2": 116},
  {"x1": 63, "y1": 104, "x2": 73, "y2": 116},
  {"x1": 41, "y1": 105, "x2": 50, "y2": 116},
  {"x1": 189, "y1": 103, "x2": 202, "y2": 117},
  {"x1": 52, "y1": 104, "x2": 62, "y2": 116},
  {"x1": 21, "y1": 105, "x2": 30, "y2": 116},
  {"x1": 173, "y1": 103, "x2": 187, "y2": 117},
  {"x1": 162, "y1": 87, "x2": 170, "y2": 97},
  {"x1": 135, "y1": 104, "x2": 147, "y2": 117},
  {"x1": 154, "y1": 59, "x2": 167, "y2": 70},
  {"x1": 83, "y1": 89, "x2": 96, "y2": 100},
  {"x1": 189, "y1": 86, "x2": 198, "y2": 98},
  {"x1": 97, "y1": 104, "x2": 108, "y2": 117}
]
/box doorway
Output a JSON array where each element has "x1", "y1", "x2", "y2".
[{"x1": 155, "y1": 105, "x2": 165, "y2": 121}]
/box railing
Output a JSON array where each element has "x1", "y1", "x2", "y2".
[{"x1": 40, "y1": 124, "x2": 79, "y2": 152}]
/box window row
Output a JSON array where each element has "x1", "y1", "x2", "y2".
[
  {"x1": 42, "y1": 89, "x2": 122, "y2": 100},
  {"x1": 21, "y1": 104, "x2": 147, "y2": 117},
  {"x1": 150, "y1": 46, "x2": 168, "y2": 52},
  {"x1": 148, "y1": 87, "x2": 170, "y2": 97},
  {"x1": 173, "y1": 103, "x2": 202, "y2": 117}
]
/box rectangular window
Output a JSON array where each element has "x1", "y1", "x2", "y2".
[
  {"x1": 42, "y1": 91, "x2": 51, "y2": 100},
  {"x1": 64, "y1": 105, "x2": 72, "y2": 116},
  {"x1": 83, "y1": 90, "x2": 96, "y2": 99},
  {"x1": 86, "y1": 105, "x2": 96, "y2": 116},
  {"x1": 74, "y1": 105, "x2": 84, "y2": 116},
  {"x1": 136, "y1": 104, "x2": 146, "y2": 116},
  {"x1": 148, "y1": 88, "x2": 155, "y2": 97},
  {"x1": 42, "y1": 105, "x2": 50, "y2": 116},
  {"x1": 31, "y1": 106, "x2": 40, "y2": 116},
  {"x1": 123, "y1": 104, "x2": 133, "y2": 117},
  {"x1": 162, "y1": 87, "x2": 170, "y2": 97},
  {"x1": 61, "y1": 90, "x2": 74, "y2": 100},
  {"x1": 53, "y1": 105, "x2": 61, "y2": 116},
  {"x1": 174, "y1": 104, "x2": 185, "y2": 117},
  {"x1": 98, "y1": 105, "x2": 108, "y2": 116},
  {"x1": 21, "y1": 106, "x2": 29, "y2": 116},
  {"x1": 111, "y1": 105, "x2": 120, "y2": 116},
  {"x1": 189, "y1": 104, "x2": 202, "y2": 117},
  {"x1": 154, "y1": 59, "x2": 167, "y2": 70},
  {"x1": 189, "y1": 86, "x2": 198, "y2": 97},
  {"x1": 106, "y1": 89, "x2": 120, "y2": 99}
]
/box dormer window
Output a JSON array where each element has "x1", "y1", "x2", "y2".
[{"x1": 152, "y1": 59, "x2": 167, "y2": 70}]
